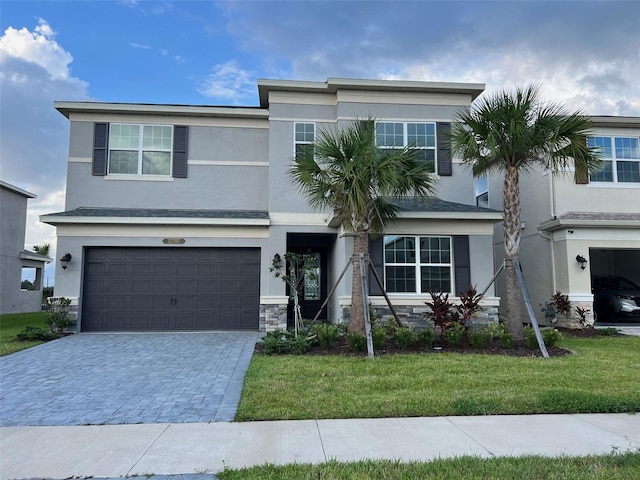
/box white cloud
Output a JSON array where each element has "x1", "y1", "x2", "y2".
[
  {"x1": 197, "y1": 60, "x2": 255, "y2": 104},
  {"x1": 0, "y1": 19, "x2": 89, "y2": 284},
  {"x1": 0, "y1": 18, "x2": 73, "y2": 79},
  {"x1": 130, "y1": 42, "x2": 151, "y2": 50}
]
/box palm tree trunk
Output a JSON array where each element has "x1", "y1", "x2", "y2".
[
  {"x1": 348, "y1": 232, "x2": 368, "y2": 335},
  {"x1": 503, "y1": 165, "x2": 524, "y2": 341}
]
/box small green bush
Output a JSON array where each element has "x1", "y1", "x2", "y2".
[
  {"x1": 597, "y1": 327, "x2": 619, "y2": 336},
  {"x1": 444, "y1": 322, "x2": 465, "y2": 346},
  {"x1": 524, "y1": 326, "x2": 538, "y2": 349},
  {"x1": 542, "y1": 328, "x2": 562, "y2": 348},
  {"x1": 417, "y1": 327, "x2": 435, "y2": 347},
  {"x1": 394, "y1": 327, "x2": 415, "y2": 350},
  {"x1": 346, "y1": 332, "x2": 367, "y2": 352},
  {"x1": 371, "y1": 328, "x2": 386, "y2": 350},
  {"x1": 499, "y1": 331, "x2": 514, "y2": 349},
  {"x1": 468, "y1": 328, "x2": 492, "y2": 349},
  {"x1": 310, "y1": 323, "x2": 341, "y2": 349},
  {"x1": 16, "y1": 326, "x2": 57, "y2": 342},
  {"x1": 46, "y1": 297, "x2": 72, "y2": 335},
  {"x1": 261, "y1": 330, "x2": 310, "y2": 355},
  {"x1": 524, "y1": 326, "x2": 562, "y2": 349}
]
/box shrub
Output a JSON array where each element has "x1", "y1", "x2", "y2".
[
  {"x1": 524, "y1": 326, "x2": 538, "y2": 349},
  {"x1": 45, "y1": 297, "x2": 72, "y2": 335},
  {"x1": 499, "y1": 331, "x2": 514, "y2": 349},
  {"x1": 469, "y1": 328, "x2": 492, "y2": 349},
  {"x1": 524, "y1": 326, "x2": 562, "y2": 349},
  {"x1": 542, "y1": 328, "x2": 562, "y2": 348},
  {"x1": 261, "y1": 330, "x2": 310, "y2": 355},
  {"x1": 16, "y1": 326, "x2": 57, "y2": 342},
  {"x1": 574, "y1": 306, "x2": 592, "y2": 330},
  {"x1": 394, "y1": 327, "x2": 415, "y2": 350},
  {"x1": 550, "y1": 291, "x2": 571, "y2": 316},
  {"x1": 417, "y1": 327, "x2": 436, "y2": 347},
  {"x1": 346, "y1": 332, "x2": 367, "y2": 352},
  {"x1": 597, "y1": 327, "x2": 619, "y2": 336},
  {"x1": 371, "y1": 328, "x2": 386, "y2": 350},
  {"x1": 444, "y1": 322, "x2": 465, "y2": 347},
  {"x1": 309, "y1": 323, "x2": 341, "y2": 349},
  {"x1": 455, "y1": 286, "x2": 483, "y2": 327},
  {"x1": 425, "y1": 290, "x2": 454, "y2": 333}
]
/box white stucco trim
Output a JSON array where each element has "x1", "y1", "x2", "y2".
[
  {"x1": 567, "y1": 294, "x2": 594, "y2": 302},
  {"x1": 65, "y1": 112, "x2": 269, "y2": 128},
  {"x1": 68, "y1": 157, "x2": 92, "y2": 163},
  {"x1": 269, "y1": 213, "x2": 330, "y2": 226},
  {"x1": 188, "y1": 160, "x2": 269, "y2": 167},
  {"x1": 103, "y1": 175, "x2": 174, "y2": 182},
  {"x1": 260, "y1": 296, "x2": 289, "y2": 304}
]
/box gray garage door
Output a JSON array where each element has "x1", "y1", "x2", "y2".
[{"x1": 81, "y1": 247, "x2": 260, "y2": 331}]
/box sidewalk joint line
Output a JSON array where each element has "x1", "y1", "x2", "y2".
[
  {"x1": 127, "y1": 422, "x2": 172, "y2": 476},
  {"x1": 445, "y1": 416, "x2": 496, "y2": 457},
  {"x1": 315, "y1": 420, "x2": 328, "y2": 461}
]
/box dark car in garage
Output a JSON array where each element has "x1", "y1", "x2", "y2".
[{"x1": 592, "y1": 275, "x2": 640, "y2": 322}]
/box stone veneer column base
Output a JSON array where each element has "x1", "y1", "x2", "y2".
[
  {"x1": 259, "y1": 303, "x2": 288, "y2": 332},
  {"x1": 341, "y1": 304, "x2": 500, "y2": 330}
]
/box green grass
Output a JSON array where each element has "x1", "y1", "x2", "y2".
[
  {"x1": 0, "y1": 312, "x2": 48, "y2": 356},
  {"x1": 236, "y1": 336, "x2": 640, "y2": 420},
  {"x1": 218, "y1": 452, "x2": 640, "y2": 479}
]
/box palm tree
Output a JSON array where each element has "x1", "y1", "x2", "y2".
[
  {"x1": 33, "y1": 243, "x2": 51, "y2": 256},
  {"x1": 450, "y1": 85, "x2": 601, "y2": 341},
  {"x1": 290, "y1": 119, "x2": 437, "y2": 334}
]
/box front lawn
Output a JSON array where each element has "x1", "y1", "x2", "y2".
[
  {"x1": 218, "y1": 452, "x2": 640, "y2": 480},
  {"x1": 0, "y1": 312, "x2": 48, "y2": 356},
  {"x1": 236, "y1": 335, "x2": 640, "y2": 420}
]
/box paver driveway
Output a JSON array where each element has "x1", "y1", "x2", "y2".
[{"x1": 0, "y1": 332, "x2": 260, "y2": 426}]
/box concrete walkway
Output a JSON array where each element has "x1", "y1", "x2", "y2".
[{"x1": 2, "y1": 413, "x2": 639, "y2": 478}]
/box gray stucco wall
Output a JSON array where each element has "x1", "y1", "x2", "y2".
[
  {"x1": 1, "y1": 186, "x2": 43, "y2": 314},
  {"x1": 65, "y1": 122, "x2": 269, "y2": 211}
]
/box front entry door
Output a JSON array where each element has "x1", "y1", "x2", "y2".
[{"x1": 288, "y1": 249, "x2": 328, "y2": 325}]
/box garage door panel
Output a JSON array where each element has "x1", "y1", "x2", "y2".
[{"x1": 82, "y1": 247, "x2": 259, "y2": 331}]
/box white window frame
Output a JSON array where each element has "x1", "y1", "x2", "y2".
[
  {"x1": 108, "y1": 123, "x2": 173, "y2": 176},
  {"x1": 375, "y1": 121, "x2": 437, "y2": 173},
  {"x1": 384, "y1": 235, "x2": 453, "y2": 294},
  {"x1": 294, "y1": 122, "x2": 315, "y2": 160},
  {"x1": 588, "y1": 135, "x2": 640, "y2": 185}
]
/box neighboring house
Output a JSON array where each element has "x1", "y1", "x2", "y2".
[
  {"x1": 484, "y1": 116, "x2": 640, "y2": 327},
  {"x1": 41, "y1": 78, "x2": 502, "y2": 333},
  {"x1": 1, "y1": 180, "x2": 52, "y2": 314}
]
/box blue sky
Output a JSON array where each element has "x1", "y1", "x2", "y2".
[{"x1": 1, "y1": 0, "x2": 639, "y2": 285}]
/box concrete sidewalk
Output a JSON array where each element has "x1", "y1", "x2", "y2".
[{"x1": 2, "y1": 413, "x2": 639, "y2": 479}]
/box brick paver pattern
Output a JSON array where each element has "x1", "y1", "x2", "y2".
[{"x1": 0, "y1": 332, "x2": 260, "y2": 427}]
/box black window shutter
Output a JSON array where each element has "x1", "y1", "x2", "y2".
[
  {"x1": 172, "y1": 125, "x2": 188, "y2": 178},
  {"x1": 92, "y1": 123, "x2": 108, "y2": 176},
  {"x1": 437, "y1": 122, "x2": 452, "y2": 176},
  {"x1": 453, "y1": 235, "x2": 471, "y2": 295},
  {"x1": 368, "y1": 236, "x2": 384, "y2": 295},
  {"x1": 574, "y1": 166, "x2": 589, "y2": 185}
]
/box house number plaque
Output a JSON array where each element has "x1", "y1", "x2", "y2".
[{"x1": 163, "y1": 238, "x2": 185, "y2": 244}]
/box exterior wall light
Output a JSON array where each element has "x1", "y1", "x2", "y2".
[
  {"x1": 576, "y1": 255, "x2": 588, "y2": 270},
  {"x1": 60, "y1": 253, "x2": 72, "y2": 270}
]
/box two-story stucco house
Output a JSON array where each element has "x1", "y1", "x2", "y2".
[
  {"x1": 484, "y1": 116, "x2": 640, "y2": 327},
  {"x1": 1, "y1": 180, "x2": 51, "y2": 314},
  {"x1": 41, "y1": 78, "x2": 503, "y2": 333}
]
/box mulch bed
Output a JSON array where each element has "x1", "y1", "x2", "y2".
[{"x1": 255, "y1": 337, "x2": 573, "y2": 358}]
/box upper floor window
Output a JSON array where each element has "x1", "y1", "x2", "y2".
[
  {"x1": 588, "y1": 136, "x2": 640, "y2": 184},
  {"x1": 384, "y1": 235, "x2": 452, "y2": 293},
  {"x1": 109, "y1": 124, "x2": 173, "y2": 176},
  {"x1": 376, "y1": 122, "x2": 436, "y2": 172},
  {"x1": 295, "y1": 123, "x2": 315, "y2": 161}
]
